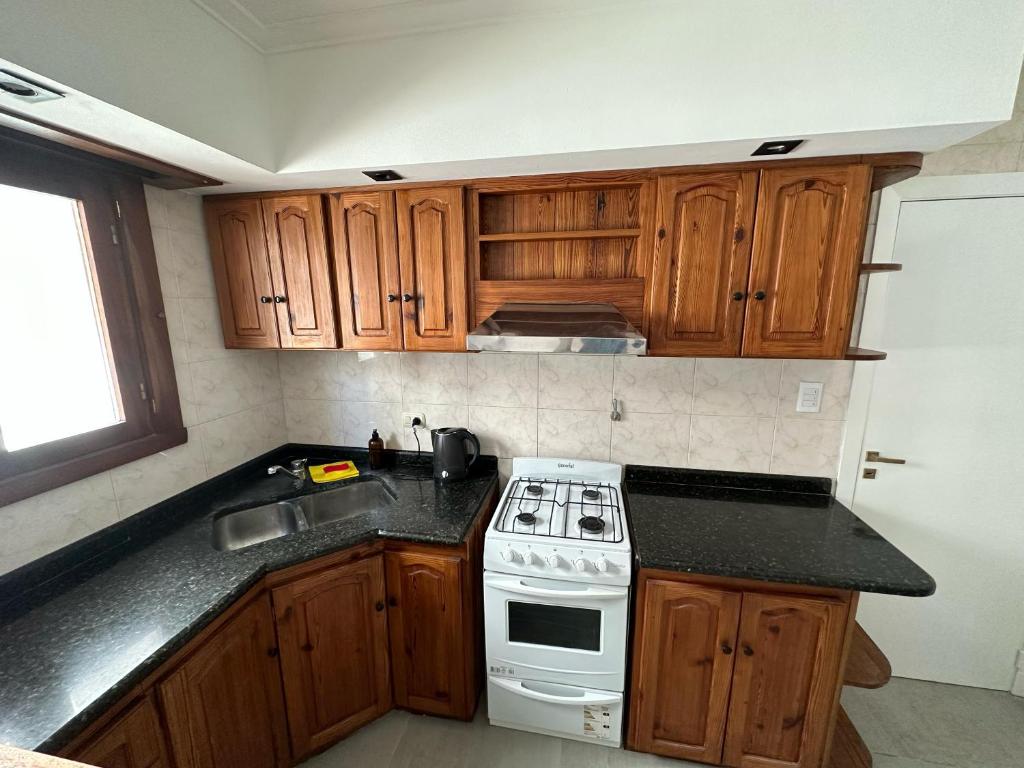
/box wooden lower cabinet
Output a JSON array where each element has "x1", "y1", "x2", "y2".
[
  {"x1": 385, "y1": 550, "x2": 471, "y2": 718},
  {"x1": 629, "y1": 573, "x2": 852, "y2": 768},
  {"x1": 272, "y1": 555, "x2": 391, "y2": 759},
  {"x1": 158, "y1": 594, "x2": 290, "y2": 768},
  {"x1": 71, "y1": 694, "x2": 169, "y2": 768}
]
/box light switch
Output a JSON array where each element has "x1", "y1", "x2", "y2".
[{"x1": 796, "y1": 382, "x2": 823, "y2": 413}]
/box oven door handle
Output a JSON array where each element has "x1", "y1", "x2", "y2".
[
  {"x1": 491, "y1": 677, "x2": 620, "y2": 706},
  {"x1": 489, "y1": 578, "x2": 625, "y2": 600}
]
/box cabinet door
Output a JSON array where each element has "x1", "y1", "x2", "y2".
[
  {"x1": 385, "y1": 550, "x2": 468, "y2": 717},
  {"x1": 723, "y1": 593, "x2": 849, "y2": 768},
  {"x1": 205, "y1": 198, "x2": 280, "y2": 348},
  {"x1": 262, "y1": 195, "x2": 337, "y2": 349},
  {"x1": 395, "y1": 187, "x2": 468, "y2": 351},
  {"x1": 630, "y1": 580, "x2": 741, "y2": 763},
  {"x1": 648, "y1": 172, "x2": 758, "y2": 356},
  {"x1": 330, "y1": 191, "x2": 403, "y2": 350},
  {"x1": 742, "y1": 164, "x2": 871, "y2": 358},
  {"x1": 72, "y1": 695, "x2": 169, "y2": 768},
  {"x1": 272, "y1": 555, "x2": 391, "y2": 758},
  {"x1": 159, "y1": 595, "x2": 289, "y2": 768}
]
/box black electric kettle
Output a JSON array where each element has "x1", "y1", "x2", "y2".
[{"x1": 430, "y1": 427, "x2": 480, "y2": 481}]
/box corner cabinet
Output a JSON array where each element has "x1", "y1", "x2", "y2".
[
  {"x1": 205, "y1": 195, "x2": 337, "y2": 349},
  {"x1": 629, "y1": 572, "x2": 854, "y2": 768},
  {"x1": 70, "y1": 694, "x2": 170, "y2": 768}
]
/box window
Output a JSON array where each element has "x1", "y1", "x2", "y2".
[{"x1": 0, "y1": 133, "x2": 185, "y2": 505}]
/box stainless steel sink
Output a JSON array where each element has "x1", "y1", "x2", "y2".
[{"x1": 211, "y1": 479, "x2": 395, "y2": 552}]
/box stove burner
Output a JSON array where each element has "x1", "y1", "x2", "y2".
[
  {"x1": 525, "y1": 484, "x2": 544, "y2": 496},
  {"x1": 516, "y1": 512, "x2": 537, "y2": 525},
  {"x1": 579, "y1": 515, "x2": 605, "y2": 533},
  {"x1": 582, "y1": 488, "x2": 601, "y2": 501}
]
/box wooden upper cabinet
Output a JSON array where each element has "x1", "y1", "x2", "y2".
[
  {"x1": 205, "y1": 198, "x2": 280, "y2": 349},
  {"x1": 272, "y1": 555, "x2": 391, "y2": 759},
  {"x1": 395, "y1": 187, "x2": 468, "y2": 351},
  {"x1": 648, "y1": 172, "x2": 758, "y2": 356},
  {"x1": 159, "y1": 595, "x2": 289, "y2": 768},
  {"x1": 631, "y1": 580, "x2": 742, "y2": 764},
  {"x1": 71, "y1": 694, "x2": 170, "y2": 768},
  {"x1": 262, "y1": 195, "x2": 337, "y2": 349},
  {"x1": 743, "y1": 164, "x2": 871, "y2": 358},
  {"x1": 330, "y1": 191, "x2": 403, "y2": 350},
  {"x1": 723, "y1": 593, "x2": 849, "y2": 768},
  {"x1": 385, "y1": 550, "x2": 468, "y2": 718}
]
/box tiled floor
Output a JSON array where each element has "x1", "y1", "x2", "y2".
[{"x1": 300, "y1": 678, "x2": 1024, "y2": 768}]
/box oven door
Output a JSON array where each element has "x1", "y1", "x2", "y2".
[{"x1": 484, "y1": 571, "x2": 628, "y2": 691}]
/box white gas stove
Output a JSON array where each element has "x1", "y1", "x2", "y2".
[{"x1": 483, "y1": 457, "x2": 632, "y2": 748}]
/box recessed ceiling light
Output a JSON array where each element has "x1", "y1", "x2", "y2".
[
  {"x1": 0, "y1": 70, "x2": 63, "y2": 103},
  {"x1": 751, "y1": 139, "x2": 804, "y2": 156},
  {"x1": 362, "y1": 169, "x2": 403, "y2": 182}
]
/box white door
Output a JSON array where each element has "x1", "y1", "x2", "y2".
[{"x1": 849, "y1": 183, "x2": 1024, "y2": 691}]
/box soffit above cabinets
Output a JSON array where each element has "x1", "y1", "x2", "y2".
[{"x1": 191, "y1": 0, "x2": 635, "y2": 53}]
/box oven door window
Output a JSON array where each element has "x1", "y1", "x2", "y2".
[{"x1": 507, "y1": 601, "x2": 602, "y2": 652}]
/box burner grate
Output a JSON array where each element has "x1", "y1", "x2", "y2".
[{"x1": 493, "y1": 477, "x2": 624, "y2": 543}]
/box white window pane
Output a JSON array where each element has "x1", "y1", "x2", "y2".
[{"x1": 0, "y1": 183, "x2": 122, "y2": 451}]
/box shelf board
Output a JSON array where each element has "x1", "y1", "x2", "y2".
[
  {"x1": 846, "y1": 347, "x2": 887, "y2": 361},
  {"x1": 844, "y1": 623, "x2": 892, "y2": 689},
  {"x1": 478, "y1": 228, "x2": 641, "y2": 243},
  {"x1": 860, "y1": 263, "x2": 903, "y2": 273}
]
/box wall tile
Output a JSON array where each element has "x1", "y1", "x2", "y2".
[
  {"x1": 400, "y1": 353, "x2": 468, "y2": 405},
  {"x1": 143, "y1": 185, "x2": 169, "y2": 230},
  {"x1": 497, "y1": 459, "x2": 513, "y2": 490},
  {"x1": 180, "y1": 298, "x2": 231, "y2": 363},
  {"x1": 959, "y1": 112, "x2": 1024, "y2": 146},
  {"x1": 284, "y1": 399, "x2": 344, "y2": 445},
  {"x1": 611, "y1": 412, "x2": 690, "y2": 467},
  {"x1": 279, "y1": 351, "x2": 343, "y2": 400},
  {"x1": 613, "y1": 356, "x2": 694, "y2": 414},
  {"x1": 173, "y1": 363, "x2": 199, "y2": 428},
  {"x1": 109, "y1": 429, "x2": 207, "y2": 517},
  {"x1": 163, "y1": 191, "x2": 205, "y2": 234},
  {"x1": 771, "y1": 419, "x2": 845, "y2": 477},
  {"x1": 468, "y1": 353, "x2": 538, "y2": 407},
  {"x1": 170, "y1": 228, "x2": 217, "y2": 299},
  {"x1": 162, "y1": 297, "x2": 189, "y2": 366},
  {"x1": 341, "y1": 401, "x2": 402, "y2": 448},
  {"x1": 399, "y1": 403, "x2": 470, "y2": 451},
  {"x1": 778, "y1": 360, "x2": 854, "y2": 420},
  {"x1": 338, "y1": 351, "x2": 402, "y2": 403},
  {"x1": 200, "y1": 401, "x2": 285, "y2": 477},
  {"x1": 920, "y1": 142, "x2": 1021, "y2": 176},
  {"x1": 192, "y1": 352, "x2": 282, "y2": 422},
  {"x1": 150, "y1": 227, "x2": 178, "y2": 299},
  {"x1": 693, "y1": 358, "x2": 783, "y2": 417},
  {"x1": 0, "y1": 473, "x2": 119, "y2": 575},
  {"x1": 537, "y1": 408, "x2": 611, "y2": 461},
  {"x1": 468, "y1": 406, "x2": 538, "y2": 459},
  {"x1": 539, "y1": 355, "x2": 613, "y2": 411},
  {"x1": 688, "y1": 415, "x2": 775, "y2": 473}
]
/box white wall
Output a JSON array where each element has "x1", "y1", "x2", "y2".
[
  {"x1": 268, "y1": 0, "x2": 1024, "y2": 175},
  {"x1": 0, "y1": 188, "x2": 284, "y2": 577}
]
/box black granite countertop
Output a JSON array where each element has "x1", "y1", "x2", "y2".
[
  {"x1": 625, "y1": 466, "x2": 935, "y2": 597},
  {"x1": 0, "y1": 444, "x2": 497, "y2": 753}
]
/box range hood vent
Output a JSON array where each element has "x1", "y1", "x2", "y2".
[{"x1": 466, "y1": 303, "x2": 646, "y2": 355}]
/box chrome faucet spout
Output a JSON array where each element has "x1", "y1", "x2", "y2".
[{"x1": 267, "y1": 458, "x2": 308, "y2": 480}]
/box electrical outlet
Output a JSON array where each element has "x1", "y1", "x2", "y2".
[
  {"x1": 402, "y1": 412, "x2": 426, "y2": 429},
  {"x1": 796, "y1": 382, "x2": 823, "y2": 413}
]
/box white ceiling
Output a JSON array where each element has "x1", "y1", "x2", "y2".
[{"x1": 192, "y1": 0, "x2": 633, "y2": 53}]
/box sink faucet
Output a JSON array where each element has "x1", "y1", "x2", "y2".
[{"x1": 267, "y1": 458, "x2": 308, "y2": 480}]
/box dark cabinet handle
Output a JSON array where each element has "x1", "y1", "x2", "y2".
[
  {"x1": 388, "y1": 596, "x2": 398, "y2": 607},
  {"x1": 274, "y1": 295, "x2": 287, "y2": 303},
  {"x1": 386, "y1": 294, "x2": 398, "y2": 303},
  {"x1": 742, "y1": 644, "x2": 754, "y2": 656},
  {"x1": 753, "y1": 291, "x2": 766, "y2": 301},
  {"x1": 401, "y1": 293, "x2": 414, "y2": 303},
  {"x1": 720, "y1": 642, "x2": 733, "y2": 655},
  {"x1": 260, "y1": 296, "x2": 272, "y2": 304},
  {"x1": 267, "y1": 647, "x2": 279, "y2": 658},
  {"x1": 375, "y1": 601, "x2": 385, "y2": 612},
  {"x1": 731, "y1": 291, "x2": 745, "y2": 301}
]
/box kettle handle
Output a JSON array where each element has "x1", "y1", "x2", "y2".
[{"x1": 462, "y1": 431, "x2": 480, "y2": 469}]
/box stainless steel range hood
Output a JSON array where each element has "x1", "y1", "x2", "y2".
[{"x1": 466, "y1": 303, "x2": 647, "y2": 354}]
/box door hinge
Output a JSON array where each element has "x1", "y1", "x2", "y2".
[
  {"x1": 110, "y1": 223, "x2": 120, "y2": 245},
  {"x1": 139, "y1": 381, "x2": 148, "y2": 401},
  {"x1": 114, "y1": 199, "x2": 122, "y2": 219}
]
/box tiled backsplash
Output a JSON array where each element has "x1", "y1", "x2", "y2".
[{"x1": 280, "y1": 351, "x2": 854, "y2": 487}]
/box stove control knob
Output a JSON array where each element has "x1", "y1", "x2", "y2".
[
  {"x1": 501, "y1": 546, "x2": 521, "y2": 563},
  {"x1": 572, "y1": 557, "x2": 590, "y2": 573},
  {"x1": 595, "y1": 557, "x2": 611, "y2": 573},
  {"x1": 546, "y1": 554, "x2": 562, "y2": 568},
  {"x1": 520, "y1": 550, "x2": 535, "y2": 566}
]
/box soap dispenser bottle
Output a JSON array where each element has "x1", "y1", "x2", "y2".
[{"x1": 368, "y1": 429, "x2": 385, "y2": 469}]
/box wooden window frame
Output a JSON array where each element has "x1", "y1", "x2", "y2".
[{"x1": 0, "y1": 134, "x2": 185, "y2": 506}]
